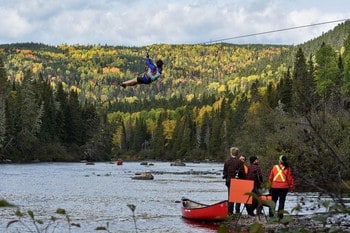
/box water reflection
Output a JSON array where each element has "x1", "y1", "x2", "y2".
[{"x1": 182, "y1": 218, "x2": 222, "y2": 231}]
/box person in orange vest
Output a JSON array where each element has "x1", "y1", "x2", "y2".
[
  {"x1": 268, "y1": 155, "x2": 295, "y2": 219},
  {"x1": 239, "y1": 155, "x2": 249, "y2": 175}
]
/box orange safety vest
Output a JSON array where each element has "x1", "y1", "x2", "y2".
[
  {"x1": 244, "y1": 165, "x2": 248, "y2": 175},
  {"x1": 272, "y1": 165, "x2": 286, "y2": 182}
]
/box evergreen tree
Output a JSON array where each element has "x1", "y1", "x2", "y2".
[
  {"x1": 278, "y1": 68, "x2": 293, "y2": 112},
  {"x1": 342, "y1": 35, "x2": 350, "y2": 96},
  {"x1": 65, "y1": 90, "x2": 83, "y2": 145},
  {"x1": 315, "y1": 42, "x2": 339, "y2": 100},
  {"x1": 35, "y1": 74, "x2": 57, "y2": 142},
  {"x1": 249, "y1": 80, "x2": 261, "y2": 103},
  {"x1": 331, "y1": 55, "x2": 344, "y2": 112},
  {"x1": 198, "y1": 112, "x2": 210, "y2": 151},
  {"x1": 17, "y1": 70, "x2": 42, "y2": 161},
  {"x1": 266, "y1": 81, "x2": 277, "y2": 109},
  {"x1": 208, "y1": 111, "x2": 222, "y2": 158},
  {"x1": 55, "y1": 82, "x2": 68, "y2": 142},
  {"x1": 132, "y1": 117, "x2": 149, "y2": 151},
  {"x1": 0, "y1": 59, "x2": 7, "y2": 156},
  {"x1": 181, "y1": 109, "x2": 196, "y2": 159},
  {"x1": 81, "y1": 103, "x2": 99, "y2": 144},
  {"x1": 4, "y1": 81, "x2": 20, "y2": 151},
  {"x1": 152, "y1": 117, "x2": 166, "y2": 159},
  {"x1": 292, "y1": 47, "x2": 309, "y2": 114}
]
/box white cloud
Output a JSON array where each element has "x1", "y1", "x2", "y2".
[
  {"x1": 0, "y1": 0, "x2": 349, "y2": 46},
  {"x1": 0, "y1": 8, "x2": 32, "y2": 40}
]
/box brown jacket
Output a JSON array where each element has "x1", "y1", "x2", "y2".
[{"x1": 223, "y1": 156, "x2": 246, "y2": 187}]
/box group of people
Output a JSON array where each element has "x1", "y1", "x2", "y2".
[{"x1": 223, "y1": 147, "x2": 295, "y2": 219}]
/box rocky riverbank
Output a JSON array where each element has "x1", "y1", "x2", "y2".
[{"x1": 223, "y1": 213, "x2": 350, "y2": 233}]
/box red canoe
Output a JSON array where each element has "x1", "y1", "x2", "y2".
[
  {"x1": 116, "y1": 159, "x2": 123, "y2": 165},
  {"x1": 181, "y1": 194, "x2": 272, "y2": 221},
  {"x1": 181, "y1": 197, "x2": 228, "y2": 221}
]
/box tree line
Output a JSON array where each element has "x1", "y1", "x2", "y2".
[{"x1": 0, "y1": 63, "x2": 108, "y2": 162}]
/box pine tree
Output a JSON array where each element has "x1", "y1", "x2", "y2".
[
  {"x1": 0, "y1": 59, "x2": 7, "y2": 155},
  {"x1": 331, "y1": 55, "x2": 344, "y2": 112},
  {"x1": 342, "y1": 35, "x2": 350, "y2": 96},
  {"x1": 278, "y1": 68, "x2": 293, "y2": 112},
  {"x1": 35, "y1": 73, "x2": 57, "y2": 142},
  {"x1": 55, "y1": 82, "x2": 68, "y2": 142},
  {"x1": 208, "y1": 111, "x2": 222, "y2": 158},
  {"x1": 315, "y1": 42, "x2": 339, "y2": 99},
  {"x1": 132, "y1": 117, "x2": 149, "y2": 151},
  {"x1": 65, "y1": 90, "x2": 83, "y2": 145},
  {"x1": 17, "y1": 70, "x2": 42, "y2": 161},
  {"x1": 152, "y1": 117, "x2": 166, "y2": 159},
  {"x1": 266, "y1": 81, "x2": 277, "y2": 109},
  {"x1": 292, "y1": 47, "x2": 309, "y2": 114}
]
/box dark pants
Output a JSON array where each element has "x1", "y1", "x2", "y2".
[
  {"x1": 269, "y1": 188, "x2": 289, "y2": 218},
  {"x1": 245, "y1": 191, "x2": 258, "y2": 215},
  {"x1": 227, "y1": 189, "x2": 241, "y2": 214}
]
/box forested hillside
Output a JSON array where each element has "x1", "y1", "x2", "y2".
[{"x1": 0, "y1": 21, "x2": 350, "y2": 195}]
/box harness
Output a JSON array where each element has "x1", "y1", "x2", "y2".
[
  {"x1": 273, "y1": 165, "x2": 286, "y2": 182},
  {"x1": 146, "y1": 68, "x2": 161, "y2": 81}
]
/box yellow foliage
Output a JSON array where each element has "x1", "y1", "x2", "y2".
[
  {"x1": 213, "y1": 98, "x2": 224, "y2": 111},
  {"x1": 32, "y1": 63, "x2": 43, "y2": 74},
  {"x1": 162, "y1": 120, "x2": 176, "y2": 140},
  {"x1": 218, "y1": 84, "x2": 226, "y2": 93},
  {"x1": 195, "y1": 105, "x2": 213, "y2": 125},
  {"x1": 103, "y1": 67, "x2": 120, "y2": 74},
  {"x1": 70, "y1": 86, "x2": 81, "y2": 94},
  {"x1": 146, "y1": 119, "x2": 157, "y2": 134},
  {"x1": 112, "y1": 125, "x2": 124, "y2": 147},
  {"x1": 100, "y1": 94, "x2": 108, "y2": 102},
  {"x1": 186, "y1": 93, "x2": 194, "y2": 102}
]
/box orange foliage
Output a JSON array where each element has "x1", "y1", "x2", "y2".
[{"x1": 102, "y1": 67, "x2": 120, "y2": 74}]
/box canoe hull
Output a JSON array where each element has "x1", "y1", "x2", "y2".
[
  {"x1": 181, "y1": 195, "x2": 272, "y2": 221},
  {"x1": 181, "y1": 198, "x2": 228, "y2": 221}
]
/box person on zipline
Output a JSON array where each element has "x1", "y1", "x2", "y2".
[{"x1": 120, "y1": 52, "x2": 163, "y2": 88}]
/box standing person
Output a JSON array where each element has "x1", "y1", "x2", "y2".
[
  {"x1": 240, "y1": 155, "x2": 249, "y2": 175},
  {"x1": 236, "y1": 155, "x2": 248, "y2": 213},
  {"x1": 223, "y1": 147, "x2": 246, "y2": 215},
  {"x1": 268, "y1": 155, "x2": 295, "y2": 219},
  {"x1": 120, "y1": 52, "x2": 164, "y2": 88},
  {"x1": 245, "y1": 156, "x2": 263, "y2": 216}
]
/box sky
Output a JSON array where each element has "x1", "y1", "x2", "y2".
[{"x1": 0, "y1": 0, "x2": 349, "y2": 47}]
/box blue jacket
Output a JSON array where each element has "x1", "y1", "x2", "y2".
[{"x1": 140, "y1": 58, "x2": 162, "y2": 84}]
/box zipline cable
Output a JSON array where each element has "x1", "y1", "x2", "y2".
[{"x1": 202, "y1": 18, "x2": 350, "y2": 44}]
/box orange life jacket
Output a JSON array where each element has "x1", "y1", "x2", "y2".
[{"x1": 272, "y1": 165, "x2": 286, "y2": 182}]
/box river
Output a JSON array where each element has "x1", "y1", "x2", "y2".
[{"x1": 0, "y1": 162, "x2": 337, "y2": 233}]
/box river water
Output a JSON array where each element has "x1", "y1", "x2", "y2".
[{"x1": 0, "y1": 162, "x2": 336, "y2": 233}]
